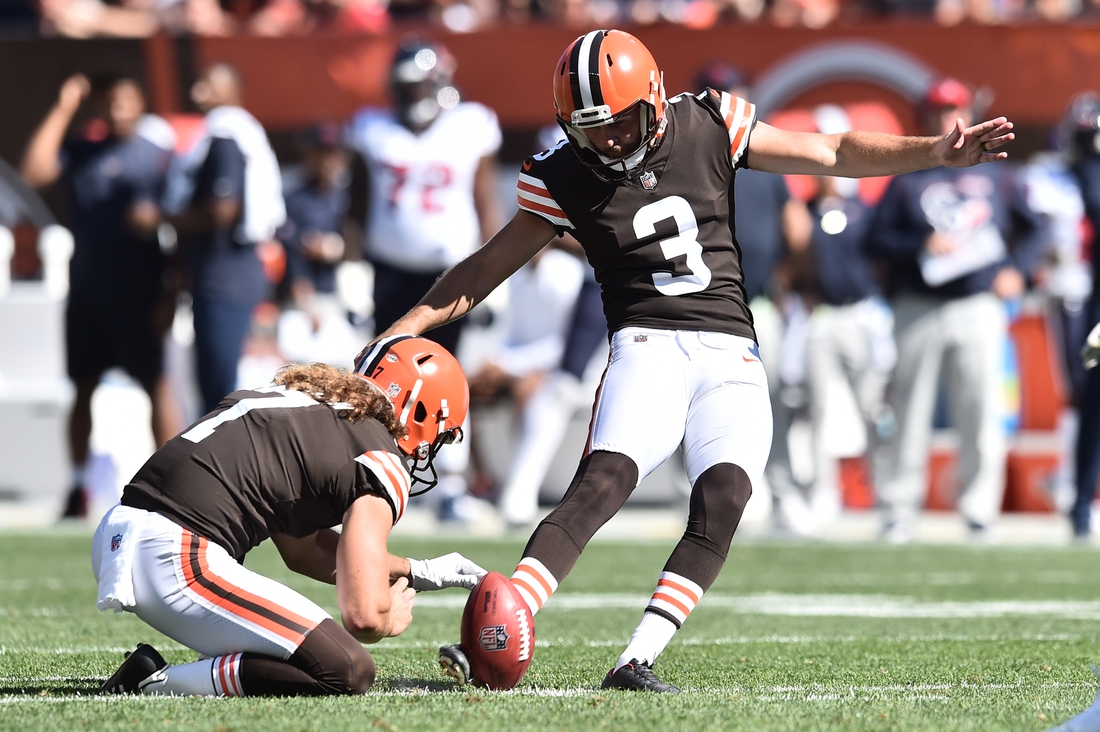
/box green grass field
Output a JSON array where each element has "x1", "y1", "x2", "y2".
[{"x1": 4, "y1": 529, "x2": 1100, "y2": 731}]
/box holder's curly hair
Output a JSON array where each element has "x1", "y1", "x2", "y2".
[{"x1": 272, "y1": 363, "x2": 406, "y2": 439}]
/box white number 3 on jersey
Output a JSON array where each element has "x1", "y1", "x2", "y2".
[{"x1": 633, "y1": 196, "x2": 712, "y2": 296}]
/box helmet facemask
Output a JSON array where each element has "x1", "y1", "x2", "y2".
[
  {"x1": 557, "y1": 97, "x2": 666, "y2": 181},
  {"x1": 403, "y1": 396, "x2": 464, "y2": 496}
]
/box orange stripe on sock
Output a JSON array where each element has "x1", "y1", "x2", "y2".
[
  {"x1": 652, "y1": 591, "x2": 692, "y2": 619},
  {"x1": 657, "y1": 578, "x2": 700, "y2": 605},
  {"x1": 510, "y1": 576, "x2": 542, "y2": 609}
]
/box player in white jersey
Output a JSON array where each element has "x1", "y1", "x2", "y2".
[{"x1": 345, "y1": 38, "x2": 502, "y2": 522}]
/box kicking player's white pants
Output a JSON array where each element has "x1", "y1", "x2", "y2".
[
  {"x1": 587, "y1": 327, "x2": 772, "y2": 487},
  {"x1": 93, "y1": 504, "x2": 329, "y2": 660}
]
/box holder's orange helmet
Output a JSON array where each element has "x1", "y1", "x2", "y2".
[
  {"x1": 355, "y1": 335, "x2": 469, "y2": 494},
  {"x1": 552, "y1": 29, "x2": 667, "y2": 179}
]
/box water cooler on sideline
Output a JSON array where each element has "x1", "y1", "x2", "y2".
[{"x1": 0, "y1": 225, "x2": 74, "y2": 525}]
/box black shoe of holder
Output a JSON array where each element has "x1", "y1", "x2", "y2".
[{"x1": 99, "y1": 643, "x2": 168, "y2": 694}]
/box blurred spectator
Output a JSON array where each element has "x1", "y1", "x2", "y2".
[
  {"x1": 274, "y1": 121, "x2": 364, "y2": 367},
  {"x1": 774, "y1": 107, "x2": 896, "y2": 534},
  {"x1": 163, "y1": 62, "x2": 285, "y2": 414},
  {"x1": 245, "y1": 0, "x2": 389, "y2": 35},
  {"x1": 37, "y1": 0, "x2": 158, "y2": 37},
  {"x1": 279, "y1": 122, "x2": 349, "y2": 317},
  {"x1": 867, "y1": 77, "x2": 1044, "y2": 543},
  {"x1": 471, "y1": 246, "x2": 585, "y2": 525},
  {"x1": 345, "y1": 38, "x2": 501, "y2": 522},
  {"x1": 1065, "y1": 93, "x2": 1100, "y2": 538},
  {"x1": 492, "y1": 125, "x2": 608, "y2": 529},
  {"x1": 695, "y1": 62, "x2": 815, "y2": 533},
  {"x1": 1018, "y1": 95, "x2": 1095, "y2": 510},
  {"x1": 20, "y1": 73, "x2": 178, "y2": 518}
]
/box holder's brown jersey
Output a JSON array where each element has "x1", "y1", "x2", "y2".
[
  {"x1": 518, "y1": 90, "x2": 758, "y2": 340},
  {"x1": 122, "y1": 386, "x2": 411, "y2": 562}
]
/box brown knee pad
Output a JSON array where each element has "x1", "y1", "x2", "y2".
[
  {"x1": 239, "y1": 618, "x2": 375, "y2": 696},
  {"x1": 521, "y1": 450, "x2": 639, "y2": 580},
  {"x1": 663, "y1": 462, "x2": 753, "y2": 593}
]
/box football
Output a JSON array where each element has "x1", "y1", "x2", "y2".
[{"x1": 460, "y1": 571, "x2": 535, "y2": 690}]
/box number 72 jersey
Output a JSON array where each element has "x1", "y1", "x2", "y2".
[
  {"x1": 347, "y1": 102, "x2": 501, "y2": 273},
  {"x1": 518, "y1": 90, "x2": 758, "y2": 341}
]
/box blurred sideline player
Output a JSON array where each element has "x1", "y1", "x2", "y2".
[
  {"x1": 494, "y1": 124, "x2": 608, "y2": 530},
  {"x1": 772, "y1": 105, "x2": 896, "y2": 534},
  {"x1": 94, "y1": 337, "x2": 487, "y2": 697},
  {"x1": 693, "y1": 61, "x2": 815, "y2": 533},
  {"x1": 163, "y1": 63, "x2": 286, "y2": 415},
  {"x1": 21, "y1": 73, "x2": 180, "y2": 518},
  {"x1": 346, "y1": 38, "x2": 502, "y2": 523},
  {"x1": 367, "y1": 29, "x2": 1015, "y2": 691},
  {"x1": 1061, "y1": 93, "x2": 1100, "y2": 539},
  {"x1": 1045, "y1": 322, "x2": 1100, "y2": 732}
]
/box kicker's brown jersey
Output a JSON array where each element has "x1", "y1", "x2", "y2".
[
  {"x1": 122, "y1": 387, "x2": 411, "y2": 562},
  {"x1": 518, "y1": 90, "x2": 758, "y2": 340}
]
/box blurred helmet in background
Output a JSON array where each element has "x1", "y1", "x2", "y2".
[
  {"x1": 390, "y1": 38, "x2": 459, "y2": 132},
  {"x1": 1060, "y1": 92, "x2": 1100, "y2": 162}
]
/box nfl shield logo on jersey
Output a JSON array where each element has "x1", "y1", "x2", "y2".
[
  {"x1": 111, "y1": 534, "x2": 123, "y2": 552},
  {"x1": 640, "y1": 170, "x2": 658, "y2": 190},
  {"x1": 479, "y1": 624, "x2": 509, "y2": 652},
  {"x1": 387, "y1": 383, "x2": 401, "y2": 399}
]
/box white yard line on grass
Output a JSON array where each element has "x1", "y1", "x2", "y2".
[
  {"x1": 414, "y1": 593, "x2": 1100, "y2": 619},
  {"x1": 2, "y1": 680, "x2": 1089, "y2": 704}
]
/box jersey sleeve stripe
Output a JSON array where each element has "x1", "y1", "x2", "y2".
[
  {"x1": 728, "y1": 97, "x2": 756, "y2": 166},
  {"x1": 518, "y1": 198, "x2": 573, "y2": 229},
  {"x1": 379, "y1": 451, "x2": 410, "y2": 519},
  {"x1": 517, "y1": 177, "x2": 550, "y2": 195},
  {"x1": 355, "y1": 451, "x2": 410, "y2": 523}
]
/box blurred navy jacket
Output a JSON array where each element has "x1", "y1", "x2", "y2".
[{"x1": 867, "y1": 163, "x2": 1044, "y2": 300}]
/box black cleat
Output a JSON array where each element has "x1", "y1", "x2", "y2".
[
  {"x1": 439, "y1": 644, "x2": 471, "y2": 686},
  {"x1": 600, "y1": 659, "x2": 680, "y2": 693},
  {"x1": 99, "y1": 643, "x2": 168, "y2": 694}
]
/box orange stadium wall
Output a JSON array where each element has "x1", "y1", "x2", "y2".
[
  {"x1": 171, "y1": 23, "x2": 1100, "y2": 134},
  {"x1": 3, "y1": 23, "x2": 1100, "y2": 169}
]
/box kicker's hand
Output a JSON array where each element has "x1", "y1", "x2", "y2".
[
  {"x1": 408, "y1": 553, "x2": 488, "y2": 591},
  {"x1": 937, "y1": 116, "x2": 1014, "y2": 168}
]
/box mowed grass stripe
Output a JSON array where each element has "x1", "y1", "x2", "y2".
[{"x1": 411, "y1": 592, "x2": 1100, "y2": 619}]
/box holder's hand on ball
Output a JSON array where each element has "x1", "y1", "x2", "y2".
[{"x1": 409, "y1": 553, "x2": 488, "y2": 591}]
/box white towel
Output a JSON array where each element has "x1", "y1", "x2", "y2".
[
  {"x1": 163, "y1": 105, "x2": 285, "y2": 244},
  {"x1": 91, "y1": 503, "x2": 145, "y2": 613}
]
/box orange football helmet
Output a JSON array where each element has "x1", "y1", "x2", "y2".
[
  {"x1": 552, "y1": 29, "x2": 667, "y2": 179},
  {"x1": 356, "y1": 335, "x2": 469, "y2": 494}
]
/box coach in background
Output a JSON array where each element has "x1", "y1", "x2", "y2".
[
  {"x1": 163, "y1": 63, "x2": 285, "y2": 414},
  {"x1": 21, "y1": 73, "x2": 179, "y2": 519},
  {"x1": 95, "y1": 337, "x2": 486, "y2": 697},
  {"x1": 867, "y1": 78, "x2": 1044, "y2": 543}
]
